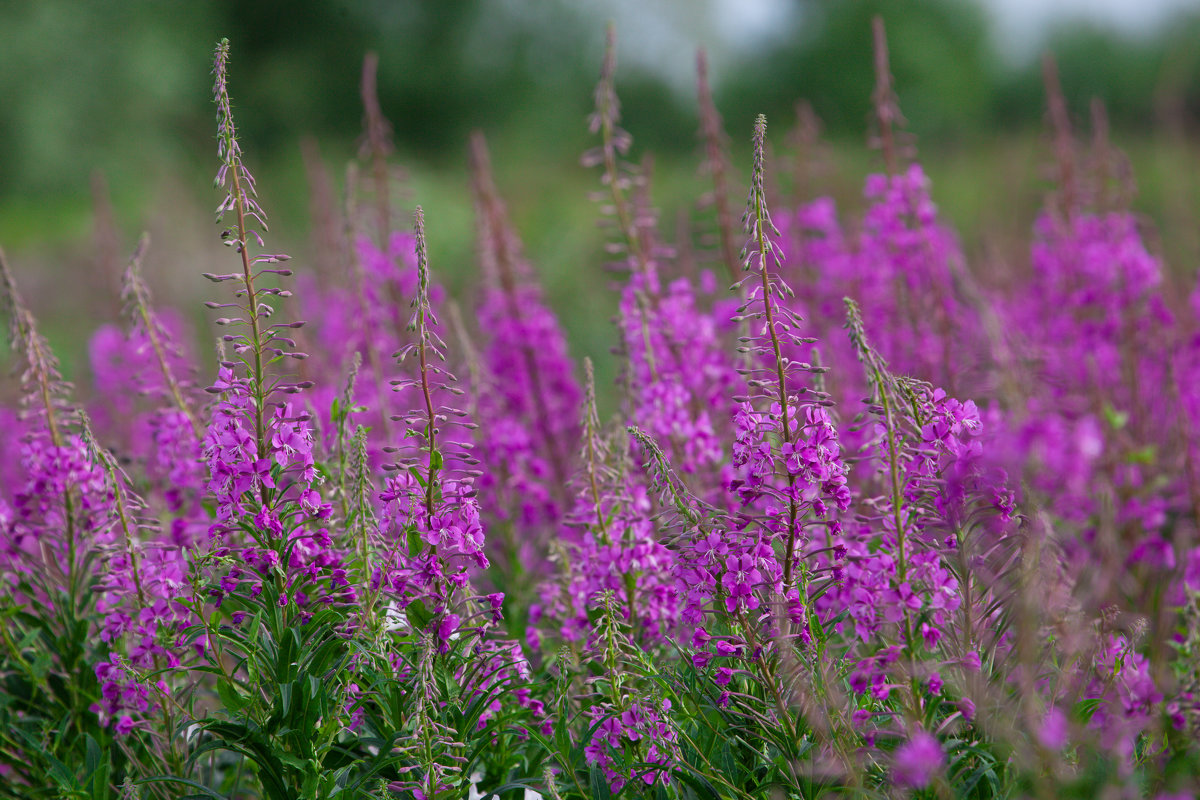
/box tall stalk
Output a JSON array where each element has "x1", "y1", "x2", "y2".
[{"x1": 744, "y1": 115, "x2": 802, "y2": 591}]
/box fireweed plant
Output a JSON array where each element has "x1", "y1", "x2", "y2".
[{"x1": 3, "y1": 20, "x2": 1200, "y2": 800}]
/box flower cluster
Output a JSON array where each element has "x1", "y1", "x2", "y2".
[
  {"x1": 584, "y1": 697, "x2": 679, "y2": 792},
  {"x1": 470, "y1": 132, "x2": 581, "y2": 569}
]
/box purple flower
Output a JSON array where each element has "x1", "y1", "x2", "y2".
[
  {"x1": 438, "y1": 614, "x2": 461, "y2": 643},
  {"x1": 1037, "y1": 707, "x2": 1068, "y2": 750},
  {"x1": 721, "y1": 554, "x2": 762, "y2": 613},
  {"x1": 892, "y1": 730, "x2": 945, "y2": 789},
  {"x1": 715, "y1": 639, "x2": 741, "y2": 657},
  {"x1": 470, "y1": 136, "x2": 583, "y2": 561}
]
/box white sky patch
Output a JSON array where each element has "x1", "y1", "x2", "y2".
[
  {"x1": 712, "y1": 0, "x2": 793, "y2": 47},
  {"x1": 568, "y1": 0, "x2": 797, "y2": 93},
  {"x1": 596, "y1": 0, "x2": 1199, "y2": 89},
  {"x1": 979, "y1": 0, "x2": 1200, "y2": 63},
  {"x1": 474, "y1": 0, "x2": 1195, "y2": 93}
]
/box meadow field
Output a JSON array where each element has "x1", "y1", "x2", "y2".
[{"x1": 2, "y1": 16, "x2": 1200, "y2": 800}]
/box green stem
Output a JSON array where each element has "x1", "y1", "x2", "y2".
[{"x1": 229, "y1": 164, "x2": 269, "y2": 470}]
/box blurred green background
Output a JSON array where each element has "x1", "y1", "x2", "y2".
[{"x1": 2, "y1": 0, "x2": 1200, "y2": 392}]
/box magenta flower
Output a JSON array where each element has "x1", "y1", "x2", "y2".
[
  {"x1": 721, "y1": 554, "x2": 762, "y2": 613},
  {"x1": 1037, "y1": 707, "x2": 1069, "y2": 750},
  {"x1": 437, "y1": 614, "x2": 461, "y2": 643},
  {"x1": 892, "y1": 730, "x2": 945, "y2": 789}
]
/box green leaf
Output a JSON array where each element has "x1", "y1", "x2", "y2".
[
  {"x1": 83, "y1": 734, "x2": 100, "y2": 784},
  {"x1": 277, "y1": 752, "x2": 306, "y2": 771},
  {"x1": 88, "y1": 755, "x2": 112, "y2": 800},
  {"x1": 1126, "y1": 445, "x2": 1156, "y2": 465},
  {"x1": 406, "y1": 599, "x2": 433, "y2": 631},
  {"x1": 476, "y1": 782, "x2": 545, "y2": 800},
  {"x1": 1102, "y1": 404, "x2": 1129, "y2": 431},
  {"x1": 671, "y1": 769, "x2": 721, "y2": 800},
  {"x1": 217, "y1": 678, "x2": 250, "y2": 714},
  {"x1": 301, "y1": 767, "x2": 321, "y2": 798},
  {"x1": 140, "y1": 777, "x2": 228, "y2": 800},
  {"x1": 407, "y1": 526, "x2": 424, "y2": 558},
  {"x1": 589, "y1": 765, "x2": 613, "y2": 800},
  {"x1": 276, "y1": 628, "x2": 300, "y2": 683},
  {"x1": 279, "y1": 681, "x2": 295, "y2": 718},
  {"x1": 1075, "y1": 697, "x2": 1103, "y2": 724},
  {"x1": 16, "y1": 628, "x2": 40, "y2": 651}
]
